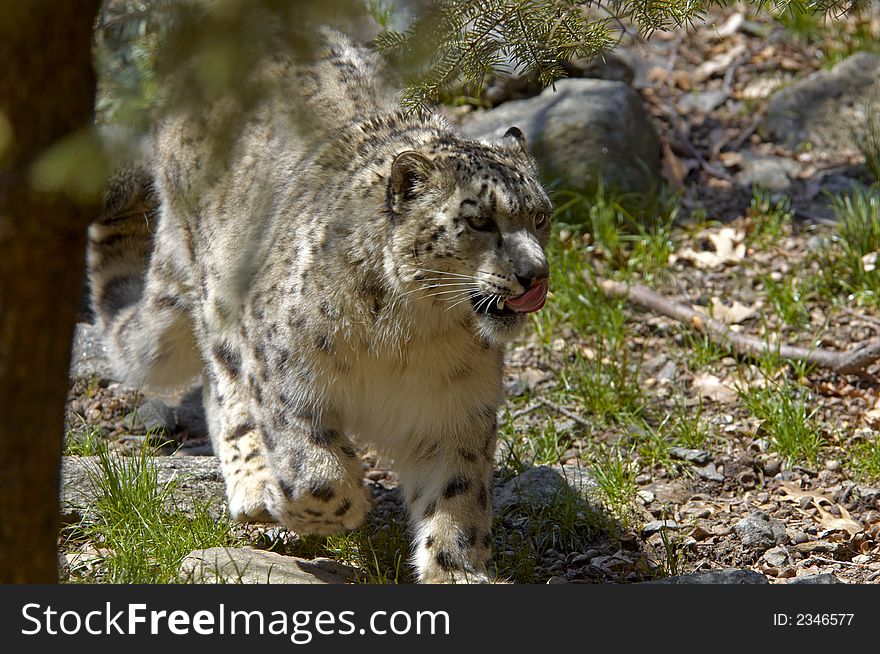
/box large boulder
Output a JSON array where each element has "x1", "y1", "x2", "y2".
[
  {"x1": 761, "y1": 52, "x2": 880, "y2": 152},
  {"x1": 460, "y1": 78, "x2": 662, "y2": 193}
]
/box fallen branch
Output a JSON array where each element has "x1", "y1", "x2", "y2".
[{"x1": 599, "y1": 279, "x2": 880, "y2": 376}]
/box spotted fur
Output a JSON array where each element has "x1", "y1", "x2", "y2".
[{"x1": 87, "y1": 29, "x2": 552, "y2": 583}]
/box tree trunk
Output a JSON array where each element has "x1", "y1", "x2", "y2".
[{"x1": 0, "y1": 1, "x2": 101, "y2": 583}]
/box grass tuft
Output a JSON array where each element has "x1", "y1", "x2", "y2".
[{"x1": 70, "y1": 443, "x2": 238, "y2": 583}]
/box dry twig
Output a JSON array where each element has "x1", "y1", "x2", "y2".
[{"x1": 599, "y1": 279, "x2": 880, "y2": 376}]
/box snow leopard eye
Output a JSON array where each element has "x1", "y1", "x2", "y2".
[
  {"x1": 466, "y1": 214, "x2": 495, "y2": 232},
  {"x1": 535, "y1": 213, "x2": 550, "y2": 230}
]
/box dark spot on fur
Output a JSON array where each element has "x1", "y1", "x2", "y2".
[
  {"x1": 477, "y1": 483, "x2": 489, "y2": 511},
  {"x1": 212, "y1": 343, "x2": 241, "y2": 379},
  {"x1": 457, "y1": 526, "x2": 478, "y2": 550},
  {"x1": 309, "y1": 481, "x2": 336, "y2": 502},
  {"x1": 423, "y1": 499, "x2": 437, "y2": 519},
  {"x1": 310, "y1": 427, "x2": 338, "y2": 447},
  {"x1": 305, "y1": 508, "x2": 323, "y2": 517},
  {"x1": 229, "y1": 422, "x2": 254, "y2": 440},
  {"x1": 97, "y1": 276, "x2": 138, "y2": 316},
  {"x1": 154, "y1": 294, "x2": 181, "y2": 310},
  {"x1": 443, "y1": 476, "x2": 471, "y2": 499},
  {"x1": 425, "y1": 535, "x2": 435, "y2": 549},
  {"x1": 435, "y1": 550, "x2": 453, "y2": 571},
  {"x1": 458, "y1": 448, "x2": 478, "y2": 462},
  {"x1": 334, "y1": 499, "x2": 352, "y2": 516},
  {"x1": 482, "y1": 532, "x2": 493, "y2": 548},
  {"x1": 340, "y1": 445, "x2": 357, "y2": 458},
  {"x1": 315, "y1": 334, "x2": 332, "y2": 352}
]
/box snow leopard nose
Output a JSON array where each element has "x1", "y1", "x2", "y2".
[{"x1": 514, "y1": 261, "x2": 549, "y2": 290}]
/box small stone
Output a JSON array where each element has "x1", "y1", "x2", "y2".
[
  {"x1": 123, "y1": 398, "x2": 177, "y2": 435},
  {"x1": 669, "y1": 447, "x2": 711, "y2": 465},
  {"x1": 763, "y1": 458, "x2": 781, "y2": 477},
  {"x1": 657, "y1": 360, "x2": 677, "y2": 384},
  {"x1": 734, "y1": 511, "x2": 787, "y2": 550},
  {"x1": 646, "y1": 569, "x2": 769, "y2": 584},
  {"x1": 825, "y1": 459, "x2": 841, "y2": 472},
  {"x1": 546, "y1": 576, "x2": 568, "y2": 584},
  {"x1": 694, "y1": 462, "x2": 725, "y2": 482},
  {"x1": 763, "y1": 546, "x2": 789, "y2": 567},
  {"x1": 788, "y1": 573, "x2": 842, "y2": 585},
  {"x1": 642, "y1": 520, "x2": 681, "y2": 535},
  {"x1": 637, "y1": 490, "x2": 655, "y2": 504}
]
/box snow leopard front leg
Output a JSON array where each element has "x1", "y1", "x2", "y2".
[{"x1": 398, "y1": 408, "x2": 498, "y2": 584}]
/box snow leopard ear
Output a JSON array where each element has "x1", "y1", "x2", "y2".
[
  {"x1": 502, "y1": 126, "x2": 528, "y2": 156},
  {"x1": 391, "y1": 151, "x2": 434, "y2": 202}
]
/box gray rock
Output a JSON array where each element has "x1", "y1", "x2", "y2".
[
  {"x1": 694, "y1": 462, "x2": 725, "y2": 482},
  {"x1": 641, "y1": 520, "x2": 682, "y2": 535},
  {"x1": 646, "y1": 569, "x2": 769, "y2": 584},
  {"x1": 61, "y1": 454, "x2": 227, "y2": 520},
  {"x1": 461, "y1": 78, "x2": 661, "y2": 193},
  {"x1": 175, "y1": 385, "x2": 209, "y2": 438},
  {"x1": 787, "y1": 573, "x2": 843, "y2": 585},
  {"x1": 761, "y1": 52, "x2": 880, "y2": 152},
  {"x1": 669, "y1": 447, "x2": 711, "y2": 465},
  {"x1": 676, "y1": 89, "x2": 729, "y2": 113},
  {"x1": 69, "y1": 322, "x2": 116, "y2": 382},
  {"x1": 656, "y1": 359, "x2": 677, "y2": 384},
  {"x1": 734, "y1": 510, "x2": 788, "y2": 550},
  {"x1": 762, "y1": 545, "x2": 789, "y2": 567},
  {"x1": 180, "y1": 547, "x2": 355, "y2": 584},
  {"x1": 736, "y1": 152, "x2": 800, "y2": 192},
  {"x1": 494, "y1": 465, "x2": 599, "y2": 513},
  {"x1": 123, "y1": 398, "x2": 178, "y2": 434},
  {"x1": 566, "y1": 51, "x2": 634, "y2": 85}
]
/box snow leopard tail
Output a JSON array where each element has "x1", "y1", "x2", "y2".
[
  {"x1": 87, "y1": 165, "x2": 157, "y2": 330},
  {"x1": 87, "y1": 166, "x2": 202, "y2": 389}
]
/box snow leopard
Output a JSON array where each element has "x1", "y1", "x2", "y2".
[{"x1": 87, "y1": 29, "x2": 552, "y2": 583}]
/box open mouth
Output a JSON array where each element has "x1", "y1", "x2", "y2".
[{"x1": 471, "y1": 278, "x2": 549, "y2": 319}]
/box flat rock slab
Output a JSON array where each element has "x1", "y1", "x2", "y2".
[
  {"x1": 761, "y1": 51, "x2": 880, "y2": 152},
  {"x1": 61, "y1": 455, "x2": 227, "y2": 520},
  {"x1": 69, "y1": 322, "x2": 117, "y2": 382},
  {"x1": 460, "y1": 78, "x2": 661, "y2": 193},
  {"x1": 180, "y1": 547, "x2": 356, "y2": 584},
  {"x1": 646, "y1": 569, "x2": 769, "y2": 584}
]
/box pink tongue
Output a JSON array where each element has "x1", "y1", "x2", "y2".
[{"x1": 505, "y1": 278, "x2": 549, "y2": 313}]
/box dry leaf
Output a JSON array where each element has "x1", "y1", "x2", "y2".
[
  {"x1": 692, "y1": 373, "x2": 738, "y2": 403},
  {"x1": 710, "y1": 297, "x2": 759, "y2": 324},
  {"x1": 661, "y1": 142, "x2": 688, "y2": 188},
  {"x1": 813, "y1": 500, "x2": 863, "y2": 536},
  {"x1": 675, "y1": 227, "x2": 746, "y2": 269},
  {"x1": 693, "y1": 43, "x2": 747, "y2": 82}
]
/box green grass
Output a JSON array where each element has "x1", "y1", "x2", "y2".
[
  {"x1": 849, "y1": 437, "x2": 880, "y2": 483},
  {"x1": 64, "y1": 419, "x2": 105, "y2": 456},
  {"x1": 832, "y1": 187, "x2": 880, "y2": 304},
  {"x1": 761, "y1": 272, "x2": 811, "y2": 329},
  {"x1": 747, "y1": 187, "x2": 793, "y2": 246},
  {"x1": 681, "y1": 329, "x2": 728, "y2": 369},
  {"x1": 738, "y1": 374, "x2": 826, "y2": 465},
  {"x1": 493, "y1": 481, "x2": 611, "y2": 583},
  {"x1": 664, "y1": 396, "x2": 711, "y2": 450},
  {"x1": 552, "y1": 183, "x2": 677, "y2": 283},
  {"x1": 309, "y1": 521, "x2": 411, "y2": 584},
  {"x1": 68, "y1": 443, "x2": 239, "y2": 583},
  {"x1": 588, "y1": 446, "x2": 637, "y2": 525},
  {"x1": 776, "y1": 6, "x2": 880, "y2": 68},
  {"x1": 858, "y1": 109, "x2": 880, "y2": 184}
]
